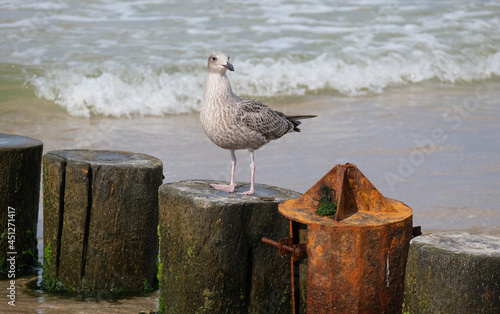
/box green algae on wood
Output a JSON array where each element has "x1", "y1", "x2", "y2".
[
  {"x1": 41, "y1": 243, "x2": 68, "y2": 292},
  {"x1": 42, "y1": 149, "x2": 163, "y2": 296},
  {"x1": 158, "y1": 180, "x2": 301, "y2": 313},
  {"x1": 404, "y1": 233, "x2": 500, "y2": 313}
]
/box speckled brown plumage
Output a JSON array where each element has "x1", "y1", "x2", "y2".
[{"x1": 200, "y1": 51, "x2": 315, "y2": 195}]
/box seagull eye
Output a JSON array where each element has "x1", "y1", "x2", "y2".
[{"x1": 212, "y1": 57, "x2": 217, "y2": 61}]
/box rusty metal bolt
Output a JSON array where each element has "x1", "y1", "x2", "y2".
[{"x1": 261, "y1": 237, "x2": 307, "y2": 262}]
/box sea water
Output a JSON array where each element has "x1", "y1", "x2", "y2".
[{"x1": 0, "y1": 0, "x2": 499, "y2": 117}]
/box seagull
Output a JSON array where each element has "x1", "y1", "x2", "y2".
[{"x1": 200, "y1": 51, "x2": 316, "y2": 195}]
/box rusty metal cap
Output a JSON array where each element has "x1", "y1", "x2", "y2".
[{"x1": 279, "y1": 163, "x2": 412, "y2": 227}]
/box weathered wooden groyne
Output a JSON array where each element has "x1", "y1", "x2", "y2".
[
  {"x1": 42, "y1": 149, "x2": 162, "y2": 295},
  {"x1": 0, "y1": 133, "x2": 43, "y2": 277},
  {"x1": 158, "y1": 180, "x2": 301, "y2": 313}
]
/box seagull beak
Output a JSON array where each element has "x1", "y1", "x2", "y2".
[{"x1": 223, "y1": 61, "x2": 234, "y2": 72}]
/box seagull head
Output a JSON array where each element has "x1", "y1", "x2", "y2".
[{"x1": 207, "y1": 51, "x2": 234, "y2": 74}]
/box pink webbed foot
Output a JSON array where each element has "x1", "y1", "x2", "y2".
[
  {"x1": 210, "y1": 183, "x2": 236, "y2": 193},
  {"x1": 236, "y1": 188, "x2": 255, "y2": 195}
]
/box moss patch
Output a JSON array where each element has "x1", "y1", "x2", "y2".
[
  {"x1": 42, "y1": 243, "x2": 52, "y2": 277},
  {"x1": 41, "y1": 243, "x2": 61, "y2": 291},
  {"x1": 202, "y1": 288, "x2": 214, "y2": 312},
  {"x1": 317, "y1": 186, "x2": 338, "y2": 216}
]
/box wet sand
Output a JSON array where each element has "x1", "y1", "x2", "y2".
[
  {"x1": 0, "y1": 274, "x2": 159, "y2": 313},
  {"x1": 1, "y1": 80, "x2": 500, "y2": 311}
]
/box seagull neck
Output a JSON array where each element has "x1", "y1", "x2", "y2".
[{"x1": 205, "y1": 72, "x2": 235, "y2": 99}]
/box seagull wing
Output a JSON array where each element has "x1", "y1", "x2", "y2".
[{"x1": 236, "y1": 97, "x2": 294, "y2": 141}]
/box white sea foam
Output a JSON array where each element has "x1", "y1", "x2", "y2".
[
  {"x1": 27, "y1": 48, "x2": 500, "y2": 117},
  {"x1": 30, "y1": 65, "x2": 205, "y2": 117},
  {"x1": 2, "y1": 0, "x2": 500, "y2": 116}
]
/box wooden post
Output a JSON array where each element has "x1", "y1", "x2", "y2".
[
  {"x1": 42, "y1": 150, "x2": 163, "y2": 295},
  {"x1": 0, "y1": 133, "x2": 43, "y2": 277},
  {"x1": 158, "y1": 180, "x2": 301, "y2": 313},
  {"x1": 404, "y1": 233, "x2": 500, "y2": 313}
]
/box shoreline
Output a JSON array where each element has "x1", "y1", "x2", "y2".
[{"x1": 0, "y1": 82, "x2": 499, "y2": 238}]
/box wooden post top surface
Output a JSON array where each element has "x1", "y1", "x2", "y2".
[
  {"x1": 411, "y1": 232, "x2": 500, "y2": 257},
  {"x1": 45, "y1": 149, "x2": 162, "y2": 168},
  {"x1": 0, "y1": 133, "x2": 43, "y2": 149},
  {"x1": 160, "y1": 180, "x2": 301, "y2": 206}
]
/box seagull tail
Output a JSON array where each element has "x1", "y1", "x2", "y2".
[{"x1": 286, "y1": 115, "x2": 317, "y2": 132}]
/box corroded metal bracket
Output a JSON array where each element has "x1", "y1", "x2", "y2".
[
  {"x1": 263, "y1": 163, "x2": 414, "y2": 313},
  {"x1": 261, "y1": 237, "x2": 307, "y2": 262}
]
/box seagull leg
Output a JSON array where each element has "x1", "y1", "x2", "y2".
[
  {"x1": 211, "y1": 150, "x2": 237, "y2": 193},
  {"x1": 238, "y1": 149, "x2": 256, "y2": 195}
]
